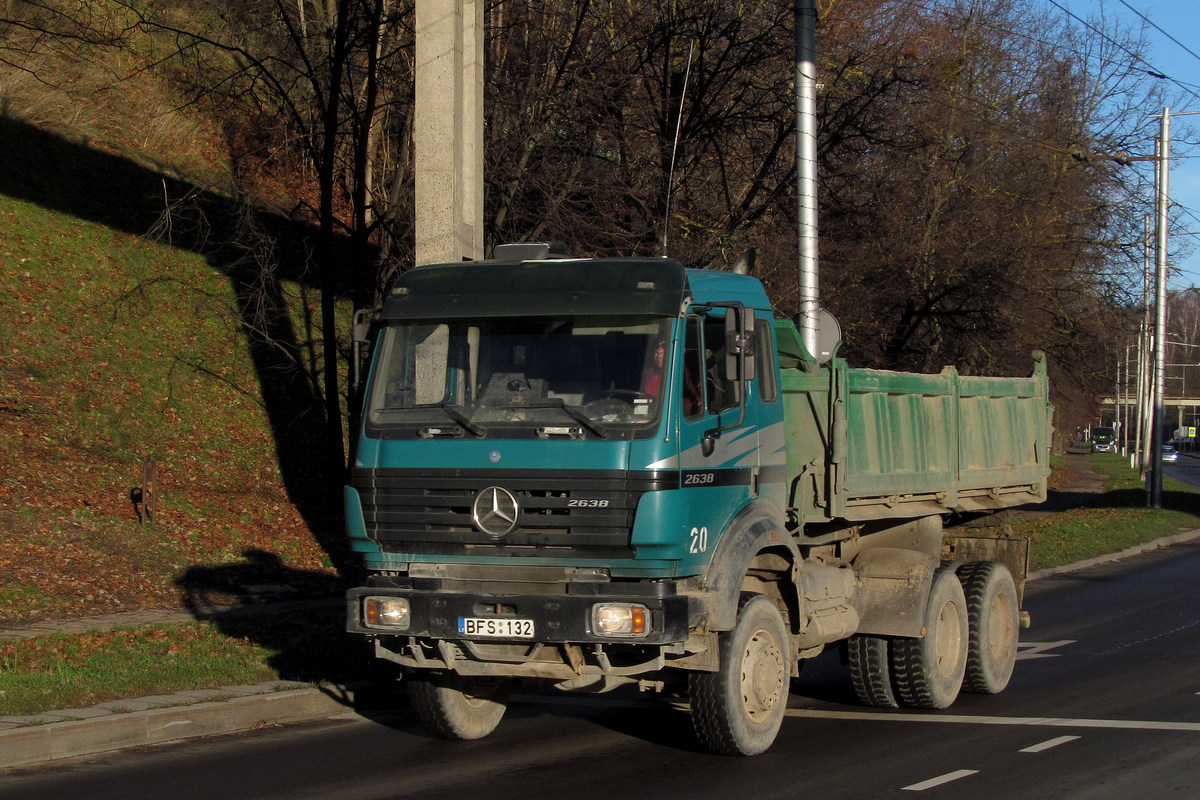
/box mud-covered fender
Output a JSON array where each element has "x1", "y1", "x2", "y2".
[
  {"x1": 702, "y1": 502, "x2": 801, "y2": 633},
  {"x1": 852, "y1": 515, "x2": 944, "y2": 638}
]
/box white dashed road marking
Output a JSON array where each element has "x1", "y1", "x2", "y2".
[
  {"x1": 1020, "y1": 735, "x2": 1081, "y2": 753},
  {"x1": 902, "y1": 769, "x2": 980, "y2": 791}
]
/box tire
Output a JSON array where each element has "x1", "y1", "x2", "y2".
[
  {"x1": 847, "y1": 634, "x2": 898, "y2": 708},
  {"x1": 960, "y1": 561, "x2": 1019, "y2": 694},
  {"x1": 890, "y1": 567, "x2": 968, "y2": 709},
  {"x1": 690, "y1": 594, "x2": 791, "y2": 756},
  {"x1": 406, "y1": 673, "x2": 510, "y2": 740}
]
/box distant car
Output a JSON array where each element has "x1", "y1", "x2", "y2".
[
  {"x1": 1092, "y1": 426, "x2": 1116, "y2": 453},
  {"x1": 1162, "y1": 444, "x2": 1179, "y2": 463}
]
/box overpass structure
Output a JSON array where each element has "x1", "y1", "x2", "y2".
[
  {"x1": 1100, "y1": 396, "x2": 1200, "y2": 448},
  {"x1": 1100, "y1": 397, "x2": 1200, "y2": 409}
]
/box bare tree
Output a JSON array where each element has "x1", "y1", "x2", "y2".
[{"x1": 121, "y1": 0, "x2": 416, "y2": 480}]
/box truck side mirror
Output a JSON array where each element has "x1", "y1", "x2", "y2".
[
  {"x1": 351, "y1": 307, "x2": 380, "y2": 394},
  {"x1": 353, "y1": 308, "x2": 378, "y2": 345},
  {"x1": 724, "y1": 308, "x2": 756, "y2": 382}
]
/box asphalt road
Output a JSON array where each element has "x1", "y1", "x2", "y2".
[
  {"x1": 1165, "y1": 451, "x2": 1200, "y2": 487},
  {"x1": 3, "y1": 541, "x2": 1198, "y2": 800}
]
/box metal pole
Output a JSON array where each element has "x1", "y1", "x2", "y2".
[
  {"x1": 796, "y1": 0, "x2": 820, "y2": 359},
  {"x1": 1137, "y1": 214, "x2": 1152, "y2": 470},
  {"x1": 1113, "y1": 347, "x2": 1123, "y2": 453},
  {"x1": 1150, "y1": 109, "x2": 1170, "y2": 508}
]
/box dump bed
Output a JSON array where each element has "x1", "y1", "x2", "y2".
[{"x1": 778, "y1": 324, "x2": 1052, "y2": 524}]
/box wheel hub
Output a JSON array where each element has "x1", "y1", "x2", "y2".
[{"x1": 740, "y1": 628, "x2": 784, "y2": 721}]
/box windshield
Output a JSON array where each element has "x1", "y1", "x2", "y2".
[{"x1": 366, "y1": 316, "x2": 673, "y2": 438}]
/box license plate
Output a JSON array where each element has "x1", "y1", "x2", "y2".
[{"x1": 458, "y1": 617, "x2": 535, "y2": 639}]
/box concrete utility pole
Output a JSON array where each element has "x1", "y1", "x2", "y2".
[{"x1": 414, "y1": 0, "x2": 485, "y2": 265}]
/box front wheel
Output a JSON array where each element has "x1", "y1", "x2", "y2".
[
  {"x1": 689, "y1": 594, "x2": 791, "y2": 756},
  {"x1": 406, "y1": 673, "x2": 511, "y2": 740}
]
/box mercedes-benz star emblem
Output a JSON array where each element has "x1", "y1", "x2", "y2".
[{"x1": 472, "y1": 486, "x2": 520, "y2": 539}]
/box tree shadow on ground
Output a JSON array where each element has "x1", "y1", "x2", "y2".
[
  {"x1": 0, "y1": 115, "x2": 365, "y2": 574},
  {"x1": 174, "y1": 548, "x2": 375, "y2": 687},
  {"x1": 1084, "y1": 487, "x2": 1200, "y2": 515}
]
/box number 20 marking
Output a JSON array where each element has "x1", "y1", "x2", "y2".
[{"x1": 689, "y1": 526, "x2": 709, "y2": 554}]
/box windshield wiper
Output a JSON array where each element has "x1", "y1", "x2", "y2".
[
  {"x1": 519, "y1": 400, "x2": 610, "y2": 440},
  {"x1": 378, "y1": 403, "x2": 485, "y2": 438}
]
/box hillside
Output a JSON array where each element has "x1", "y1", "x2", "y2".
[{"x1": 0, "y1": 120, "x2": 343, "y2": 626}]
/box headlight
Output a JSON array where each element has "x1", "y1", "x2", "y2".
[
  {"x1": 592, "y1": 603, "x2": 650, "y2": 638},
  {"x1": 364, "y1": 596, "x2": 411, "y2": 629}
]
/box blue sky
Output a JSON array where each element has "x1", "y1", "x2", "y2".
[{"x1": 1072, "y1": 0, "x2": 1200, "y2": 289}]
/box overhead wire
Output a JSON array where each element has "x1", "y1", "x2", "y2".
[
  {"x1": 1116, "y1": 0, "x2": 1200, "y2": 71},
  {"x1": 861, "y1": 0, "x2": 1190, "y2": 149},
  {"x1": 1041, "y1": 0, "x2": 1200, "y2": 103},
  {"x1": 811, "y1": 0, "x2": 1200, "y2": 283},
  {"x1": 816, "y1": 2, "x2": 1156, "y2": 164},
  {"x1": 823, "y1": 0, "x2": 1200, "y2": 254}
]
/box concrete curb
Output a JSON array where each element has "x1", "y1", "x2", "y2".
[
  {"x1": 1027, "y1": 527, "x2": 1200, "y2": 581},
  {"x1": 4, "y1": 530, "x2": 1199, "y2": 770},
  {"x1": 0, "y1": 681, "x2": 368, "y2": 770}
]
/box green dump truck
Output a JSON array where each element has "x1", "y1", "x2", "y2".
[{"x1": 345, "y1": 244, "x2": 1052, "y2": 755}]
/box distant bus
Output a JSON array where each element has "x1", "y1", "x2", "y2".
[{"x1": 1092, "y1": 426, "x2": 1116, "y2": 453}]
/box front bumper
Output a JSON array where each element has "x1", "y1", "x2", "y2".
[
  {"x1": 346, "y1": 577, "x2": 709, "y2": 682},
  {"x1": 346, "y1": 581, "x2": 693, "y2": 645}
]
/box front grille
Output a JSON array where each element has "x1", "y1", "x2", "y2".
[{"x1": 352, "y1": 468, "x2": 674, "y2": 560}]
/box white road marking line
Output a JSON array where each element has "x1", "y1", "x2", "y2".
[
  {"x1": 1020, "y1": 735, "x2": 1081, "y2": 753},
  {"x1": 785, "y1": 709, "x2": 1200, "y2": 732},
  {"x1": 1016, "y1": 640, "x2": 1076, "y2": 660},
  {"x1": 902, "y1": 769, "x2": 979, "y2": 791}
]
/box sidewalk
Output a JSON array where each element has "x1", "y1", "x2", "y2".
[
  {"x1": 4, "y1": 528, "x2": 1200, "y2": 771},
  {"x1": 0, "y1": 679, "x2": 374, "y2": 770}
]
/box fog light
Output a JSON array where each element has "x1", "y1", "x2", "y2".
[
  {"x1": 364, "y1": 596, "x2": 410, "y2": 629},
  {"x1": 592, "y1": 603, "x2": 649, "y2": 637}
]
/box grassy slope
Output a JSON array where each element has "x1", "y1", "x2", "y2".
[
  {"x1": 0, "y1": 14, "x2": 360, "y2": 714},
  {"x1": 0, "y1": 177, "x2": 365, "y2": 716},
  {"x1": 0, "y1": 189, "x2": 337, "y2": 624}
]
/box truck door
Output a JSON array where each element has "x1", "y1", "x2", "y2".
[{"x1": 673, "y1": 307, "x2": 767, "y2": 565}]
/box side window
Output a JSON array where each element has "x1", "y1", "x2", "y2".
[
  {"x1": 704, "y1": 313, "x2": 739, "y2": 414},
  {"x1": 684, "y1": 317, "x2": 704, "y2": 418},
  {"x1": 755, "y1": 318, "x2": 777, "y2": 403}
]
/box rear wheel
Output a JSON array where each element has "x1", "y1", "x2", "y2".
[
  {"x1": 848, "y1": 634, "x2": 898, "y2": 708},
  {"x1": 690, "y1": 594, "x2": 790, "y2": 755},
  {"x1": 406, "y1": 673, "x2": 510, "y2": 740},
  {"x1": 961, "y1": 561, "x2": 1019, "y2": 693},
  {"x1": 891, "y1": 567, "x2": 968, "y2": 709}
]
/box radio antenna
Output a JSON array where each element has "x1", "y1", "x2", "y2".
[{"x1": 661, "y1": 41, "x2": 695, "y2": 258}]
